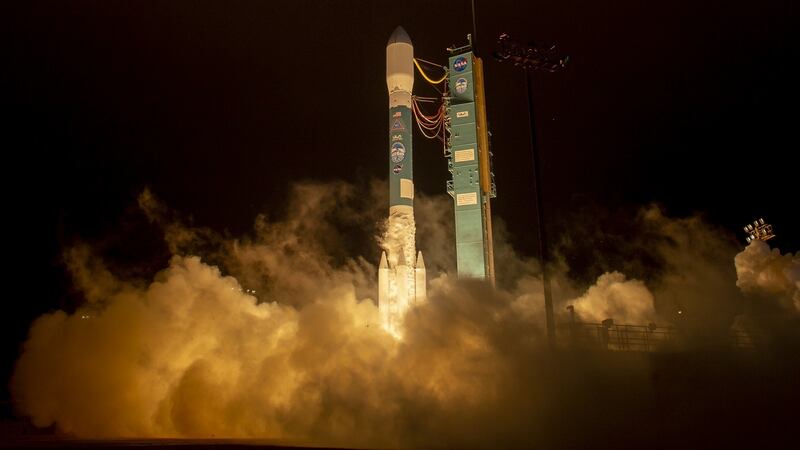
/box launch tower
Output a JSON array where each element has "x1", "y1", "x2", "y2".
[{"x1": 444, "y1": 40, "x2": 496, "y2": 282}]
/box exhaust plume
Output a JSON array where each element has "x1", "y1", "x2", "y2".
[{"x1": 10, "y1": 183, "x2": 800, "y2": 447}]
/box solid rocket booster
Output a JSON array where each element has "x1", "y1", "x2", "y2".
[{"x1": 379, "y1": 27, "x2": 426, "y2": 336}]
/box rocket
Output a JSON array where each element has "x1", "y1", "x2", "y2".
[{"x1": 379, "y1": 26, "x2": 426, "y2": 336}]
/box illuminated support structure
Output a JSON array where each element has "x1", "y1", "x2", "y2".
[
  {"x1": 744, "y1": 218, "x2": 775, "y2": 243},
  {"x1": 444, "y1": 38, "x2": 496, "y2": 283}
]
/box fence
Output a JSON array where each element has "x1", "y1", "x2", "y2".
[{"x1": 558, "y1": 322, "x2": 756, "y2": 352}]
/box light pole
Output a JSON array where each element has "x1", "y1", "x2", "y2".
[{"x1": 494, "y1": 33, "x2": 568, "y2": 347}]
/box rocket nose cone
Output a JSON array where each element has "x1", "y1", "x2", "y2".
[{"x1": 387, "y1": 26, "x2": 412, "y2": 46}]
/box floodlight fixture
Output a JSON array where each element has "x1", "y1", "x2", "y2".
[{"x1": 742, "y1": 217, "x2": 776, "y2": 244}]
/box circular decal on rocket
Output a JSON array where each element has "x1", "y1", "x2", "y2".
[
  {"x1": 455, "y1": 77, "x2": 468, "y2": 94},
  {"x1": 390, "y1": 142, "x2": 406, "y2": 163},
  {"x1": 453, "y1": 56, "x2": 468, "y2": 72},
  {"x1": 393, "y1": 164, "x2": 403, "y2": 174}
]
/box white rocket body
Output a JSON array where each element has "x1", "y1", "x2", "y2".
[
  {"x1": 379, "y1": 27, "x2": 426, "y2": 337},
  {"x1": 386, "y1": 27, "x2": 414, "y2": 115}
]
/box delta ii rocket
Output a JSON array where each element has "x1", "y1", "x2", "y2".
[{"x1": 379, "y1": 26, "x2": 426, "y2": 336}]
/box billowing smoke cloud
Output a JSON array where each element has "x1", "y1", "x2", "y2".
[
  {"x1": 378, "y1": 211, "x2": 416, "y2": 268},
  {"x1": 569, "y1": 272, "x2": 656, "y2": 323},
  {"x1": 735, "y1": 239, "x2": 800, "y2": 311},
  {"x1": 10, "y1": 182, "x2": 800, "y2": 447}
]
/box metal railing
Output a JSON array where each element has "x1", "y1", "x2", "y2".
[{"x1": 558, "y1": 322, "x2": 756, "y2": 352}]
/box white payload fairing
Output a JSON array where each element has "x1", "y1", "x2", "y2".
[{"x1": 379, "y1": 27, "x2": 426, "y2": 336}]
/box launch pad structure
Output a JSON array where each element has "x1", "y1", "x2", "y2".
[
  {"x1": 444, "y1": 39, "x2": 497, "y2": 283},
  {"x1": 378, "y1": 28, "x2": 497, "y2": 335}
]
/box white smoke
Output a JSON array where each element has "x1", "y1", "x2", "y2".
[
  {"x1": 735, "y1": 239, "x2": 800, "y2": 311},
  {"x1": 569, "y1": 271, "x2": 656, "y2": 324},
  {"x1": 10, "y1": 184, "x2": 800, "y2": 447},
  {"x1": 378, "y1": 210, "x2": 417, "y2": 268},
  {"x1": 13, "y1": 254, "x2": 390, "y2": 443}
]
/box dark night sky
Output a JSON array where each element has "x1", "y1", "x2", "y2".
[{"x1": 1, "y1": 1, "x2": 797, "y2": 404}]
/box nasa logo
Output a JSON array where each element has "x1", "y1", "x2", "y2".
[
  {"x1": 453, "y1": 56, "x2": 468, "y2": 72},
  {"x1": 391, "y1": 142, "x2": 406, "y2": 163},
  {"x1": 455, "y1": 77, "x2": 468, "y2": 94},
  {"x1": 393, "y1": 164, "x2": 403, "y2": 174},
  {"x1": 392, "y1": 134, "x2": 403, "y2": 142}
]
